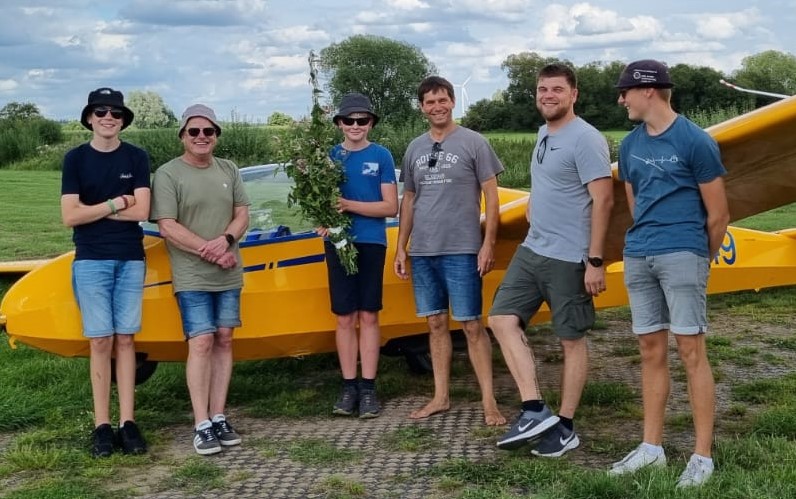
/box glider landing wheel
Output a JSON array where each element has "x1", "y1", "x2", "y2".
[{"x1": 110, "y1": 352, "x2": 159, "y2": 385}]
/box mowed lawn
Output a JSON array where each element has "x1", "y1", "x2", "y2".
[{"x1": 1, "y1": 169, "x2": 796, "y2": 498}]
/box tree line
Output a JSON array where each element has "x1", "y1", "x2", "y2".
[{"x1": 2, "y1": 36, "x2": 795, "y2": 135}]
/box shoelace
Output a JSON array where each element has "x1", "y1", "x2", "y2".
[
  {"x1": 216, "y1": 421, "x2": 233, "y2": 433},
  {"x1": 199, "y1": 427, "x2": 218, "y2": 441}
]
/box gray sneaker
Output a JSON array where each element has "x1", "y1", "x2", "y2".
[
  {"x1": 496, "y1": 405, "x2": 559, "y2": 450},
  {"x1": 358, "y1": 388, "x2": 381, "y2": 419},
  {"x1": 608, "y1": 443, "x2": 667, "y2": 475},
  {"x1": 676, "y1": 454, "x2": 714, "y2": 488},
  {"x1": 213, "y1": 419, "x2": 241, "y2": 446},
  {"x1": 333, "y1": 385, "x2": 359, "y2": 416},
  {"x1": 193, "y1": 426, "x2": 222, "y2": 455}
]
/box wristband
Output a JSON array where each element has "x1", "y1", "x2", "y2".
[
  {"x1": 107, "y1": 199, "x2": 118, "y2": 215},
  {"x1": 224, "y1": 233, "x2": 235, "y2": 245},
  {"x1": 121, "y1": 196, "x2": 129, "y2": 210}
]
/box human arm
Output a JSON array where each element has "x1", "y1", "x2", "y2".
[
  {"x1": 584, "y1": 177, "x2": 614, "y2": 296},
  {"x1": 478, "y1": 176, "x2": 499, "y2": 277},
  {"x1": 699, "y1": 176, "x2": 730, "y2": 257},
  {"x1": 61, "y1": 194, "x2": 138, "y2": 227},
  {"x1": 198, "y1": 205, "x2": 250, "y2": 262},
  {"x1": 393, "y1": 189, "x2": 414, "y2": 280},
  {"x1": 105, "y1": 187, "x2": 151, "y2": 222},
  {"x1": 338, "y1": 182, "x2": 399, "y2": 218},
  {"x1": 624, "y1": 182, "x2": 635, "y2": 218}
]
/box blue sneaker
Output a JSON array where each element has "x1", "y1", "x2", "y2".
[
  {"x1": 497, "y1": 405, "x2": 559, "y2": 450},
  {"x1": 530, "y1": 421, "x2": 580, "y2": 457}
]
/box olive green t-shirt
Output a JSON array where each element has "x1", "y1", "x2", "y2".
[{"x1": 150, "y1": 156, "x2": 250, "y2": 293}]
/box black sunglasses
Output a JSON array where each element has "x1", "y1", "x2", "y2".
[
  {"x1": 340, "y1": 116, "x2": 372, "y2": 126},
  {"x1": 619, "y1": 89, "x2": 629, "y2": 98},
  {"x1": 535, "y1": 135, "x2": 548, "y2": 165},
  {"x1": 186, "y1": 127, "x2": 217, "y2": 137},
  {"x1": 428, "y1": 142, "x2": 442, "y2": 168},
  {"x1": 93, "y1": 107, "x2": 124, "y2": 119}
]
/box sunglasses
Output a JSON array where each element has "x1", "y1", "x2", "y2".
[
  {"x1": 186, "y1": 127, "x2": 217, "y2": 137},
  {"x1": 93, "y1": 107, "x2": 124, "y2": 119},
  {"x1": 619, "y1": 89, "x2": 629, "y2": 98},
  {"x1": 535, "y1": 135, "x2": 548, "y2": 165},
  {"x1": 339, "y1": 116, "x2": 372, "y2": 126},
  {"x1": 428, "y1": 141, "x2": 442, "y2": 168}
]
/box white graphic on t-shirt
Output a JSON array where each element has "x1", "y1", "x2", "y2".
[
  {"x1": 632, "y1": 154, "x2": 679, "y2": 172},
  {"x1": 362, "y1": 162, "x2": 379, "y2": 176}
]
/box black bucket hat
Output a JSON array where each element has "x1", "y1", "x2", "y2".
[
  {"x1": 332, "y1": 92, "x2": 379, "y2": 126},
  {"x1": 80, "y1": 87, "x2": 135, "y2": 130},
  {"x1": 615, "y1": 60, "x2": 674, "y2": 89}
]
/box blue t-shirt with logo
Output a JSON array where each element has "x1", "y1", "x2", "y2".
[
  {"x1": 618, "y1": 115, "x2": 726, "y2": 258},
  {"x1": 330, "y1": 143, "x2": 396, "y2": 246},
  {"x1": 61, "y1": 142, "x2": 151, "y2": 260}
]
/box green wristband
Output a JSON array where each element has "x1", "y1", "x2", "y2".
[{"x1": 107, "y1": 199, "x2": 118, "y2": 215}]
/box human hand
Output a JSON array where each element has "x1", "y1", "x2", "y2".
[{"x1": 394, "y1": 248, "x2": 409, "y2": 280}]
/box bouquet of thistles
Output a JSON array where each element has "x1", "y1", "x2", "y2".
[{"x1": 280, "y1": 52, "x2": 358, "y2": 274}]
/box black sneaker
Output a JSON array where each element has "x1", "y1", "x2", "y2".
[
  {"x1": 358, "y1": 388, "x2": 381, "y2": 419},
  {"x1": 212, "y1": 419, "x2": 242, "y2": 446},
  {"x1": 117, "y1": 420, "x2": 148, "y2": 455},
  {"x1": 496, "y1": 405, "x2": 559, "y2": 450},
  {"x1": 530, "y1": 421, "x2": 580, "y2": 457},
  {"x1": 332, "y1": 385, "x2": 359, "y2": 416},
  {"x1": 193, "y1": 426, "x2": 222, "y2": 455},
  {"x1": 91, "y1": 423, "x2": 115, "y2": 458}
]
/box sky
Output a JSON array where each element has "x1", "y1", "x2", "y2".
[{"x1": 1, "y1": 0, "x2": 794, "y2": 123}]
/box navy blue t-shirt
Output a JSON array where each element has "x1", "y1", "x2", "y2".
[{"x1": 61, "y1": 142, "x2": 151, "y2": 260}]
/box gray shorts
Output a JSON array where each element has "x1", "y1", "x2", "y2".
[
  {"x1": 489, "y1": 245, "x2": 594, "y2": 340},
  {"x1": 624, "y1": 251, "x2": 710, "y2": 335}
]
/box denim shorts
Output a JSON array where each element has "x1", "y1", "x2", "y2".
[
  {"x1": 72, "y1": 259, "x2": 145, "y2": 338},
  {"x1": 410, "y1": 254, "x2": 482, "y2": 321},
  {"x1": 324, "y1": 241, "x2": 386, "y2": 315},
  {"x1": 175, "y1": 288, "x2": 242, "y2": 340},
  {"x1": 624, "y1": 251, "x2": 710, "y2": 335},
  {"x1": 489, "y1": 246, "x2": 594, "y2": 339}
]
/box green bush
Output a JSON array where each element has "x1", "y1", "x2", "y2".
[{"x1": 0, "y1": 118, "x2": 65, "y2": 168}]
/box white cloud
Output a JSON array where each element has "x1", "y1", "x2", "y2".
[
  {"x1": 694, "y1": 8, "x2": 762, "y2": 40},
  {"x1": 0, "y1": 79, "x2": 19, "y2": 92},
  {"x1": 386, "y1": 0, "x2": 429, "y2": 9}
]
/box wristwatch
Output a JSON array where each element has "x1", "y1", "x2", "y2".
[
  {"x1": 224, "y1": 233, "x2": 235, "y2": 246},
  {"x1": 587, "y1": 256, "x2": 604, "y2": 268}
]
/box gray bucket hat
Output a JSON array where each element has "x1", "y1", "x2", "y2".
[
  {"x1": 332, "y1": 93, "x2": 380, "y2": 126},
  {"x1": 178, "y1": 104, "x2": 222, "y2": 137}
]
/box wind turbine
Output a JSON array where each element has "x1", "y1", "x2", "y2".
[{"x1": 454, "y1": 75, "x2": 472, "y2": 120}]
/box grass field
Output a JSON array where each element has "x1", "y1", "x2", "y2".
[{"x1": 1, "y1": 170, "x2": 795, "y2": 498}]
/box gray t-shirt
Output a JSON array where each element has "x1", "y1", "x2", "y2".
[
  {"x1": 523, "y1": 117, "x2": 611, "y2": 263},
  {"x1": 150, "y1": 156, "x2": 250, "y2": 293},
  {"x1": 402, "y1": 126, "x2": 504, "y2": 255}
]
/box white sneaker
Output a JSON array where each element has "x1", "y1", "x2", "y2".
[
  {"x1": 608, "y1": 443, "x2": 667, "y2": 475},
  {"x1": 676, "y1": 454, "x2": 714, "y2": 488}
]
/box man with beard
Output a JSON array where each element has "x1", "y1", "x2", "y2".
[{"x1": 488, "y1": 63, "x2": 613, "y2": 456}]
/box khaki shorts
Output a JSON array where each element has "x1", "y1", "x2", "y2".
[{"x1": 489, "y1": 245, "x2": 594, "y2": 339}]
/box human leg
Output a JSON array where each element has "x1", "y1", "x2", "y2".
[
  {"x1": 676, "y1": 334, "x2": 715, "y2": 457},
  {"x1": 110, "y1": 260, "x2": 145, "y2": 424},
  {"x1": 444, "y1": 254, "x2": 504, "y2": 425},
  {"x1": 89, "y1": 336, "x2": 114, "y2": 426},
  {"x1": 410, "y1": 312, "x2": 452, "y2": 419},
  {"x1": 558, "y1": 337, "x2": 588, "y2": 420}
]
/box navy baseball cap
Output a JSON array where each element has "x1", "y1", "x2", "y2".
[{"x1": 615, "y1": 60, "x2": 674, "y2": 89}]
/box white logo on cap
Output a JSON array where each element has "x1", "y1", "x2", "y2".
[{"x1": 100, "y1": 89, "x2": 111, "y2": 94}]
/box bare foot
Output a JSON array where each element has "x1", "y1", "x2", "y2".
[
  {"x1": 409, "y1": 398, "x2": 450, "y2": 419},
  {"x1": 483, "y1": 400, "x2": 506, "y2": 426}
]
